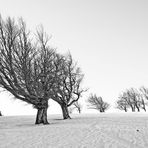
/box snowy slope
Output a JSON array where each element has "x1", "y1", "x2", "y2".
[{"x1": 0, "y1": 113, "x2": 148, "y2": 148}]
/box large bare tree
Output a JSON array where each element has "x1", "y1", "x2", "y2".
[
  {"x1": 0, "y1": 16, "x2": 57, "y2": 124},
  {"x1": 51, "y1": 53, "x2": 86, "y2": 119}
]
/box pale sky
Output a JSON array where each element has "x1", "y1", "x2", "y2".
[{"x1": 0, "y1": 0, "x2": 148, "y2": 115}]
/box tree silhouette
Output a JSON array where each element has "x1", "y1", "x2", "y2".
[
  {"x1": 116, "y1": 87, "x2": 148, "y2": 112},
  {"x1": 51, "y1": 53, "x2": 86, "y2": 119},
  {"x1": 0, "y1": 16, "x2": 58, "y2": 124},
  {"x1": 87, "y1": 94, "x2": 110, "y2": 112}
]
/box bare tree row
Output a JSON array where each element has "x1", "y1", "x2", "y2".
[
  {"x1": 86, "y1": 86, "x2": 148, "y2": 113},
  {"x1": 116, "y1": 87, "x2": 148, "y2": 112},
  {"x1": 0, "y1": 15, "x2": 86, "y2": 124}
]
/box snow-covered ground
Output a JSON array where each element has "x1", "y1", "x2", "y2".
[{"x1": 1, "y1": 113, "x2": 148, "y2": 148}]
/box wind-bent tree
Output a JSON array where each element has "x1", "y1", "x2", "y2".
[
  {"x1": 87, "y1": 94, "x2": 110, "y2": 112},
  {"x1": 126, "y1": 88, "x2": 141, "y2": 112},
  {"x1": 68, "y1": 107, "x2": 74, "y2": 114},
  {"x1": 139, "y1": 86, "x2": 148, "y2": 111},
  {"x1": 0, "y1": 16, "x2": 57, "y2": 124},
  {"x1": 116, "y1": 87, "x2": 148, "y2": 112},
  {"x1": 116, "y1": 94, "x2": 129, "y2": 112},
  {"x1": 73, "y1": 101, "x2": 82, "y2": 113},
  {"x1": 118, "y1": 90, "x2": 136, "y2": 112},
  {"x1": 51, "y1": 53, "x2": 86, "y2": 119}
]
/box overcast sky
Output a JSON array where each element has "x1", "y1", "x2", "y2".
[{"x1": 0, "y1": 0, "x2": 148, "y2": 115}]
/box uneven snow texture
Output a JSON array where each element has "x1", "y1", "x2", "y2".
[{"x1": 1, "y1": 113, "x2": 148, "y2": 148}]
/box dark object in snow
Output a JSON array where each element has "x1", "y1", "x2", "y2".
[
  {"x1": 0, "y1": 111, "x2": 2, "y2": 116},
  {"x1": 136, "y1": 129, "x2": 139, "y2": 132}
]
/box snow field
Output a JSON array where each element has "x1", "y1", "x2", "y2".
[{"x1": 0, "y1": 113, "x2": 148, "y2": 148}]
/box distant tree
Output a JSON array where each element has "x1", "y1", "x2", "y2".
[
  {"x1": 87, "y1": 94, "x2": 110, "y2": 112},
  {"x1": 126, "y1": 88, "x2": 141, "y2": 112},
  {"x1": 0, "y1": 111, "x2": 2, "y2": 116},
  {"x1": 139, "y1": 86, "x2": 148, "y2": 111},
  {"x1": 68, "y1": 107, "x2": 74, "y2": 114},
  {"x1": 139, "y1": 97, "x2": 147, "y2": 112},
  {"x1": 116, "y1": 94, "x2": 129, "y2": 112},
  {"x1": 117, "y1": 87, "x2": 148, "y2": 112},
  {"x1": 0, "y1": 16, "x2": 58, "y2": 124},
  {"x1": 73, "y1": 101, "x2": 82, "y2": 113},
  {"x1": 51, "y1": 53, "x2": 86, "y2": 119}
]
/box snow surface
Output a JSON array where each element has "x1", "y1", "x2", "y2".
[{"x1": 1, "y1": 113, "x2": 148, "y2": 148}]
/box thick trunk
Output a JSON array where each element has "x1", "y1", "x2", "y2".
[
  {"x1": 61, "y1": 104, "x2": 71, "y2": 119},
  {"x1": 35, "y1": 108, "x2": 49, "y2": 124}
]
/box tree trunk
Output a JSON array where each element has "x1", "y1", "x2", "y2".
[
  {"x1": 144, "y1": 108, "x2": 146, "y2": 112},
  {"x1": 142, "y1": 105, "x2": 146, "y2": 112},
  {"x1": 35, "y1": 108, "x2": 49, "y2": 124},
  {"x1": 124, "y1": 107, "x2": 127, "y2": 112},
  {"x1": 61, "y1": 104, "x2": 71, "y2": 119},
  {"x1": 131, "y1": 106, "x2": 135, "y2": 112},
  {"x1": 78, "y1": 108, "x2": 81, "y2": 114},
  {"x1": 136, "y1": 106, "x2": 140, "y2": 112}
]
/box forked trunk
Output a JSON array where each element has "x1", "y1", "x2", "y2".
[
  {"x1": 35, "y1": 108, "x2": 49, "y2": 124},
  {"x1": 61, "y1": 104, "x2": 71, "y2": 119}
]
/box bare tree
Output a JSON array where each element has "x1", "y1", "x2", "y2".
[
  {"x1": 139, "y1": 86, "x2": 148, "y2": 111},
  {"x1": 0, "y1": 16, "x2": 57, "y2": 124},
  {"x1": 139, "y1": 97, "x2": 147, "y2": 112},
  {"x1": 87, "y1": 94, "x2": 110, "y2": 112},
  {"x1": 68, "y1": 107, "x2": 74, "y2": 114},
  {"x1": 118, "y1": 90, "x2": 136, "y2": 112},
  {"x1": 51, "y1": 53, "x2": 86, "y2": 119},
  {"x1": 73, "y1": 101, "x2": 82, "y2": 113},
  {"x1": 116, "y1": 94, "x2": 129, "y2": 112},
  {"x1": 126, "y1": 88, "x2": 141, "y2": 112},
  {"x1": 117, "y1": 87, "x2": 148, "y2": 112}
]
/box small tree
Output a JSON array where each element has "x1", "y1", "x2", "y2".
[
  {"x1": 73, "y1": 101, "x2": 82, "y2": 113},
  {"x1": 116, "y1": 95, "x2": 129, "y2": 112},
  {"x1": 68, "y1": 107, "x2": 74, "y2": 114},
  {"x1": 126, "y1": 88, "x2": 141, "y2": 112},
  {"x1": 87, "y1": 94, "x2": 109, "y2": 112},
  {"x1": 139, "y1": 86, "x2": 148, "y2": 111}
]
